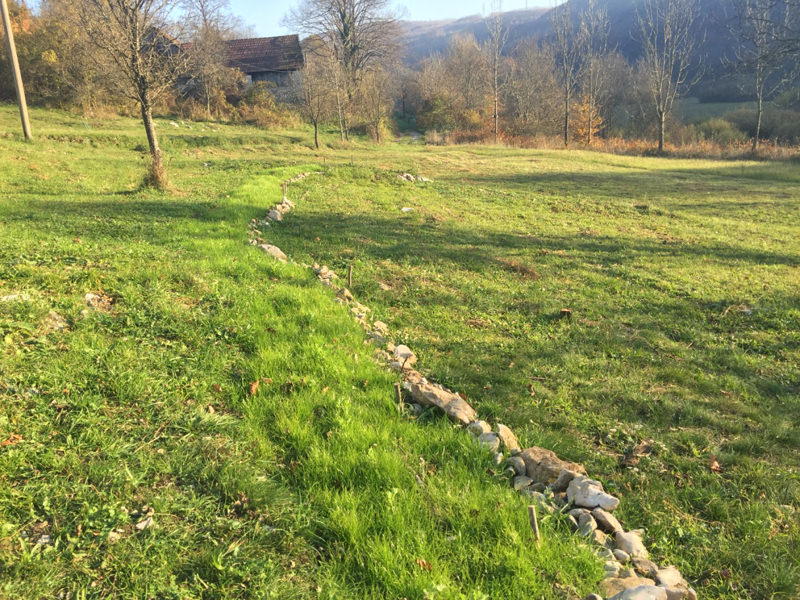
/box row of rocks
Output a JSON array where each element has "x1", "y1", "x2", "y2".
[
  {"x1": 251, "y1": 177, "x2": 697, "y2": 600},
  {"x1": 397, "y1": 173, "x2": 432, "y2": 183}
]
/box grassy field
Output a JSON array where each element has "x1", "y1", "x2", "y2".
[{"x1": 1, "y1": 106, "x2": 798, "y2": 599}]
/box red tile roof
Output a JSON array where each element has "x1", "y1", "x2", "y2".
[{"x1": 224, "y1": 35, "x2": 304, "y2": 74}]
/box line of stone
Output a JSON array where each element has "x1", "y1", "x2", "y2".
[{"x1": 247, "y1": 175, "x2": 698, "y2": 600}]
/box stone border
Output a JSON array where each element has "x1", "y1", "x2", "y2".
[{"x1": 248, "y1": 174, "x2": 698, "y2": 600}]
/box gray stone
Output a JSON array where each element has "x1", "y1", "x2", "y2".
[
  {"x1": 492, "y1": 452, "x2": 504, "y2": 466},
  {"x1": 613, "y1": 549, "x2": 631, "y2": 563},
  {"x1": 616, "y1": 531, "x2": 649, "y2": 559},
  {"x1": 608, "y1": 585, "x2": 667, "y2": 600},
  {"x1": 619, "y1": 568, "x2": 636, "y2": 579},
  {"x1": 526, "y1": 491, "x2": 554, "y2": 514},
  {"x1": 393, "y1": 345, "x2": 417, "y2": 368},
  {"x1": 605, "y1": 561, "x2": 622, "y2": 574},
  {"x1": 513, "y1": 475, "x2": 534, "y2": 490},
  {"x1": 593, "y1": 508, "x2": 624, "y2": 534},
  {"x1": 506, "y1": 455, "x2": 526, "y2": 475},
  {"x1": 593, "y1": 529, "x2": 610, "y2": 546},
  {"x1": 519, "y1": 447, "x2": 586, "y2": 485},
  {"x1": 478, "y1": 432, "x2": 500, "y2": 452},
  {"x1": 373, "y1": 321, "x2": 389, "y2": 334},
  {"x1": 495, "y1": 424, "x2": 521, "y2": 453},
  {"x1": 578, "y1": 512, "x2": 598, "y2": 537},
  {"x1": 467, "y1": 420, "x2": 492, "y2": 436},
  {"x1": 42, "y1": 311, "x2": 69, "y2": 334},
  {"x1": 258, "y1": 244, "x2": 287, "y2": 263},
  {"x1": 655, "y1": 567, "x2": 685, "y2": 588},
  {"x1": 267, "y1": 209, "x2": 283, "y2": 221},
  {"x1": 402, "y1": 379, "x2": 476, "y2": 425},
  {"x1": 632, "y1": 557, "x2": 659, "y2": 578},
  {"x1": 337, "y1": 287, "x2": 355, "y2": 302},
  {"x1": 551, "y1": 468, "x2": 582, "y2": 493},
  {"x1": 567, "y1": 476, "x2": 620, "y2": 511},
  {"x1": 569, "y1": 508, "x2": 590, "y2": 519},
  {"x1": 658, "y1": 586, "x2": 691, "y2": 600},
  {"x1": 598, "y1": 547, "x2": 615, "y2": 560},
  {"x1": 600, "y1": 577, "x2": 658, "y2": 599}
]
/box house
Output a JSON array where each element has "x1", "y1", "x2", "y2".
[{"x1": 223, "y1": 35, "x2": 304, "y2": 87}]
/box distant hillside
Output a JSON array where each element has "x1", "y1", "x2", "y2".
[{"x1": 399, "y1": 0, "x2": 743, "y2": 98}]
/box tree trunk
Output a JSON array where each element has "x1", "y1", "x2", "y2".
[
  {"x1": 563, "y1": 90, "x2": 570, "y2": 147},
  {"x1": 141, "y1": 100, "x2": 166, "y2": 188},
  {"x1": 753, "y1": 94, "x2": 763, "y2": 152},
  {"x1": 658, "y1": 112, "x2": 665, "y2": 153},
  {"x1": 314, "y1": 120, "x2": 319, "y2": 149}
]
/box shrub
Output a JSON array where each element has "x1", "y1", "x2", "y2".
[{"x1": 694, "y1": 118, "x2": 747, "y2": 144}]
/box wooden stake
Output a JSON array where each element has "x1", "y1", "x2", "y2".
[
  {"x1": 0, "y1": 0, "x2": 31, "y2": 140},
  {"x1": 347, "y1": 264, "x2": 353, "y2": 288},
  {"x1": 394, "y1": 382, "x2": 403, "y2": 405},
  {"x1": 281, "y1": 182, "x2": 287, "y2": 199},
  {"x1": 528, "y1": 504, "x2": 541, "y2": 546}
]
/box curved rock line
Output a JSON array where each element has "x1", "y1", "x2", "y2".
[{"x1": 247, "y1": 172, "x2": 698, "y2": 600}]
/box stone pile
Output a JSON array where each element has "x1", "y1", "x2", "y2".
[{"x1": 250, "y1": 175, "x2": 698, "y2": 600}]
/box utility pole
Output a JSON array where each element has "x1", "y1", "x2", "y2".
[{"x1": 1, "y1": 0, "x2": 32, "y2": 140}]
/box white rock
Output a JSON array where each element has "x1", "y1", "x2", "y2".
[
  {"x1": 478, "y1": 432, "x2": 500, "y2": 452},
  {"x1": 495, "y1": 424, "x2": 521, "y2": 453},
  {"x1": 609, "y1": 585, "x2": 667, "y2": 600},
  {"x1": 393, "y1": 345, "x2": 417, "y2": 367},
  {"x1": 614, "y1": 549, "x2": 631, "y2": 562},
  {"x1": 467, "y1": 420, "x2": 492, "y2": 436},
  {"x1": 567, "y1": 475, "x2": 620, "y2": 511},
  {"x1": 267, "y1": 209, "x2": 283, "y2": 221},
  {"x1": 135, "y1": 517, "x2": 154, "y2": 531},
  {"x1": 615, "y1": 530, "x2": 649, "y2": 559},
  {"x1": 401, "y1": 207, "x2": 414, "y2": 213},
  {"x1": 258, "y1": 244, "x2": 287, "y2": 263},
  {"x1": 655, "y1": 567, "x2": 685, "y2": 588},
  {"x1": 593, "y1": 507, "x2": 624, "y2": 533},
  {"x1": 0, "y1": 293, "x2": 32, "y2": 303},
  {"x1": 513, "y1": 475, "x2": 534, "y2": 490}
]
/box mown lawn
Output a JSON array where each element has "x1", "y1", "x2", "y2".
[
  {"x1": 267, "y1": 145, "x2": 800, "y2": 599},
  {"x1": 0, "y1": 107, "x2": 603, "y2": 599}
]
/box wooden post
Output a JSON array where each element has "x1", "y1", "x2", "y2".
[
  {"x1": 394, "y1": 382, "x2": 403, "y2": 405},
  {"x1": 347, "y1": 264, "x2": 353, "y2": 288},
  {"x1": 528, "y1": 505, "x2": 541, "y2": 546},
  {"x1": 0, "y1": 0, "x2": 31, "y2": 140},
  {"x1": 281, "y1": 182, "x2": 287, "y2": 200}
]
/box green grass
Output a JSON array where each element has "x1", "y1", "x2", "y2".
[
  {"x1": 0, "y1": 106, "x2": 602, "y2": 599},
  {"x1": 265, "y1": 147, "x2": 800, "y2": 599}
]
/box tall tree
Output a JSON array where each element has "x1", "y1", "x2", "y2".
[
  {"x1": 78, "y1": 0, "x2": 187, "y2": 187},
  {"x1": 285, "y1": 0, "x2": 399, "y2": 141},
  {"x1": 485, "y1": 0, "x2": 508, "y2": 143},
  {"x1": 636, "y1": 0, "x2": 701, "y2": 152},
  {"x1": 181, "y1": 0, "x2": 242, "y2": 117},
  {"x1": 552, "y1": 1, "x2": 581, "y2": 146},
  {"x1": 730, "y1": 0, "x2": 791, "y2": 150},
  {"x1": 294, "y1": 39, "x2": 336, "y2": 149},
  {"x1": 575, "y1": 0, "x2": 609, "y2": 145}
]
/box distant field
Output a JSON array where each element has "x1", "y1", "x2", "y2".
[
  {"x1": 1, "y1": 106, "x2": 798, "y2": 599},
  {"x1": 678, "y1": 97, "x2": 757, "y2": 122}
]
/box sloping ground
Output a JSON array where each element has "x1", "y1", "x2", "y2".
[
  {"x1": 262, "y1": 150, "x2": 800, "y2": 599},
  {"x1": 0, "y1": 107, "x2": 601, "y2": 598}
]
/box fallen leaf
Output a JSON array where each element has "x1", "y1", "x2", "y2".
[
  {"x1": 249, "y1": 381, "x2": 259, "y2": 395},
  {"x1": 710, "y1": 454, "x2": 723, "y2": 473},
  {"x1": 261, "y1": 377, "x2": 273, "y2": 384},
  {"x1": 321, "y1": 386, "x2": 329, "y2": 394},
  {"x1": 1, "y1": 433, "x2": 22, "y2": 447},
  {"x1": 416, "y1": 558, "x2": 432, "y2": 571},
  {"x1": 212, "y1": 384, "x2": 222, "y2": 393}
]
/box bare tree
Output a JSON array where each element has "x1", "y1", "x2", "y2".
[
  {"x1": 181, "y1": 0, "x2": 242, "y2": 117},
  {"x1": 294, "y1": 39, "x2": 336, "y2": 149},
  {"x1": 636, "y1": 0, "x2": 701, "y2": 152},
  {"x1": 285, "y1": 0, "x2": 399, "y2": 141},
  {"x1": 79, "y1": 0, "x2": 187, "y2": 187},
  {"x1": 552, "y1": 1, "x2": 582, "y2": 146},
  {"x1": 485, "y1": 0, "x2": 508, "y2": 143},
  {"x1": 729, "y1": 0, "x2": 791, "y2": 150},
  {"x1": 358, "y1": 66, "x2": 394, "y2": 143},
  {"x1": 504, "y1": 41, "x2": 561, "y2": 137},
  {"x1": 575, "y1": 0, "x2": 609, "y2": 144}
]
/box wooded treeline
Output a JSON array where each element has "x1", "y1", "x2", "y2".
[{"x1": 3, "y1": 0, "x2": 800, "y2": 160}]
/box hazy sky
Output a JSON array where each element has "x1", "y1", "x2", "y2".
[{"x1": 230, "y1": 1, "x2": 551, "y2": 37}]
